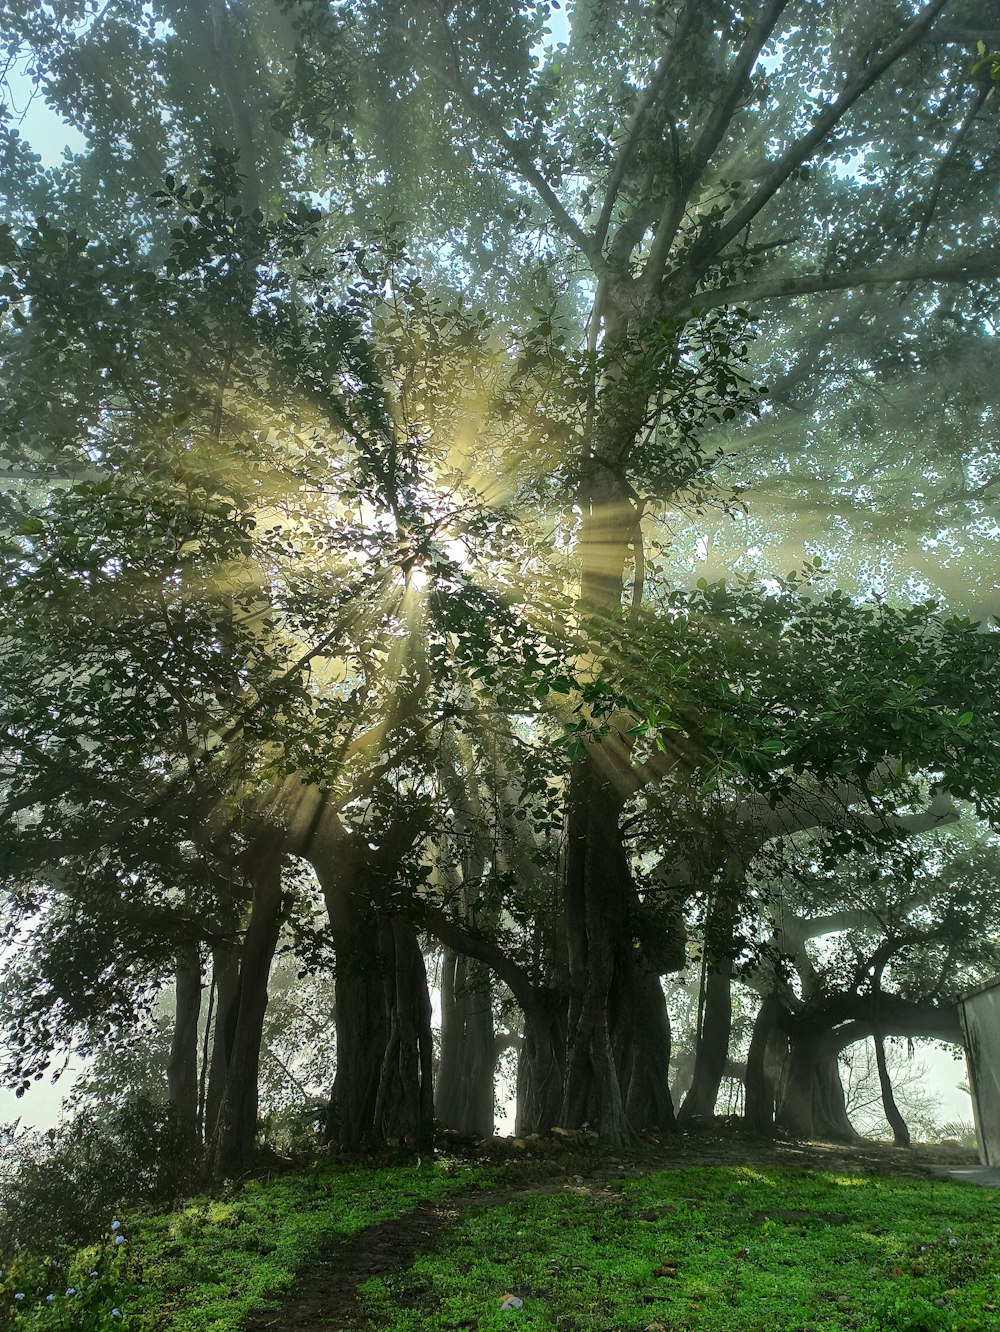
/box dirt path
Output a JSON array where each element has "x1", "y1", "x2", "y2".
[
  {"x1": 242, "y1": 1178, "x2": 571, "y2": 1332},
  {"x1": 241, "y1": 1135, "x2": 974, "y2": 1331}
]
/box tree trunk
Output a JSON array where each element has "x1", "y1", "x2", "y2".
[
  {"x1": 321, "y1": 861, "x2": 435, "y2": 1150},
  {"x1": 208, "y1": 852, "x2": 284, "y2": 1180},
  {"x1": 327, "y1": 922, "x2": 387, "y2": 1151},
  {"x1": 516, "y1": 990, "x2": 567, "y2": 1135},
  {"x1": 872, "y1": 965, "x2": 911, "y2": 1147},
  {"x1": 205, "y1": 940, "x2": 242, "y2": 1142},
  {"x1": 437, "y1": 946, "x2": 495, "y2": 1138},
  {"x1": 166, "y1": 940, "x2": 202, "y2": 1147},
  {"x1": 560, "y1": 755, "x2": 632, "y2": 1142},
  {"x1": 370, "y1": 914, "x2": 435, "y2": 1145},
  {"x1": 611, "y1": 959, "x2": 675, "y2": 1133},
  {"x1": 776, "y1": 1033, "x2": 859, "y2": 1143},
  {"x1": 679, "y1": 955, "x2": 733, "y2": 1124},
  {"x1": 874, "y1": 1034, "x2": 911, "y2": 1147},
  {"x1": 744, "y1": 996, "x2": 786, "y2": 1133}
]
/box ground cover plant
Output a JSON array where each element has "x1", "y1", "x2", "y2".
[
  {"x1": 3, "y1": 1149, "x2": 999, "y2": 1331},
  {"x1": 359, "y1": 1165, "x2": 1000, "y2": 1332},
  {"x1": 0, "y1": 1156, "x2": 504, "y2": 1332}
]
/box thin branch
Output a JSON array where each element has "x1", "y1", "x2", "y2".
[
  {"x1": 697, "y1": 0, "x2": 951, "y2": 266},
  {"x1": 593, "y1": 48, "x2": 677, "y2": 254},
  {"x1": 668, "y1": 248, "x2": 1000, "y2": 316},
  {"x1": 914, "y1": 82, "x2": 989, "y2": 250},
  {"x1": 437, "y1": 16, "x2": 606, "y2": 275},
  {"x1": 644, "y1": 0, "x2": 792, "y2": 284}
]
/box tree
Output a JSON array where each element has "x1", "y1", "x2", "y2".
[{"x1": 2, "y1": 0, "x2": 1000, "y2": 1163}]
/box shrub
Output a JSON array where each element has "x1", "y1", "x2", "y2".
[{"x1": 0, "y1": 1093, "x2": 198, "y2": 1255}]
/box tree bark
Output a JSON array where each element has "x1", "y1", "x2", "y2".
[
  {"x1": 872, "y1": 964, "x2": 911, "y2": 1147},
  {"x1": 611, "y1": 958, "x2": 675, "y2": 1133},
  {"x1": 744, "y1": 996, "x2": 785, "y2": 1133},
  {"x1": 873, "y1": 1033, "x2": 911, "y2": 1147},
  {"x1": 560, "y1": 752, "x2": 633, "y2": 1142},
  {"x1": 205, "y1": 940, "x2": 242, "y2": 1143},
  {"x1": 208, "y1": 850, "x2": 284, "y2": 1180},
  {"x1": 516, "y1": 990, "x2": 567, "y2": 1135},
  {"x1": 679, "y1": 955, "x2": 733, "y2": 1124},
  {"x1": 317, "y1": 837, "x2": 435, "y2": 1151},
  {"x1": 370, "y1": 914, "x2": 435, "y2": 1146},
  {"x1": 166, "y1": 940, "x2": 202, "y2": 1147},
  {"x1": 437, "y1": 946, "x2": 495, "y2": 1138},
  {"x1": 775, "y1": 1032, "x2": 859, "y2": 1143}
]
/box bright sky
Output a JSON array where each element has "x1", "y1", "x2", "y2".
[{"x1": 2, "y1": 67, "x2": 87, "y2": 168}]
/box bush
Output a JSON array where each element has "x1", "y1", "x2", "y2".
[{"x1": 0, "y1": 1093, "x2": 199, "y2": 1255}]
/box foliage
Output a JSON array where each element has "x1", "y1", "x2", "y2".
[{"x1": 0, "y1": 1093, "x2": 196, "y2": 1255}]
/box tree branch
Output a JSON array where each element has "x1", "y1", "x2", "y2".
[
  {"x1": 670, "y1": 248, "x2": 1000, "y2": 316},
  {"x1": 436, "y1": 17, "x2": 606, "y2": 275},
  {"x1": 421, "y1": 902, "x2": 538, "y2": 1014},
  {"x1": 914, "y1": 82, "x2": 989, "y2": 250},
  {"x1": 644, "y1": 0, "x2": 792, "y2": 284},
  {"x1": 695, "y1": 0, "x2": 951, "y2": 266}
]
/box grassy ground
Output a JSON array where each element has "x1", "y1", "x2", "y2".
[
  {"x1": 2, "y1": 1149, "x2": 999, "y2": 1331},
  {"x1": 359, "y1": 1165, "x2": 1000, "y2": 1332},
  {"x1": 0, "y1": 1156, "x2": 494, "y2": 1332}
]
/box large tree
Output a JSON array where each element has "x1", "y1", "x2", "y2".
[{"x1": 3, "y1": 0, "x2": 1000, "y2": 1161}]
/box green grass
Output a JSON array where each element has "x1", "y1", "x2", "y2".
[
  {"x1": 0, "y1": 1157, "x2": 491, "y2": 1332},
  {"x1": 358, "y1": 1166, "x2": 1000, "y2": 1332},
  {"x1": 4, "y1": 1160, "x2": 1000, "y2": 1332}
]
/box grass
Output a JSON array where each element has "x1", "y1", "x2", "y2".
[
  {"x1": 0, "y1": 1156, "x2": 494, "y2": 1332},
  {"x1": 358, "y1": 1166, "x2": 1000, "y2": 1332},
  {"x1": 3, "y1": 1157, "x2": 999, "y2": 1331}
]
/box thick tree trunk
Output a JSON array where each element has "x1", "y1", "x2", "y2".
[
  {"x1": 679, "y1": 955, "x2": 733, "y2": 1124},
  {"x1": 322, "y1": 865, "x2": 435, "y2": 1150},
  {"x1": 776, "y1": 1033, "x2": 859, "y2": 1143},
  {"x1": 370, "y1": 914, "x2": 435, "y2": 1145},
  {"x1": 611, "y1": 959, "x2": 675, "y2": 1132},
  {"x1": 437, "y1": 946, "x2": 495, "y2": 1138},
  {"x1": 327, "y1": 928, "x2": 386, "y2": 1151},
  {"x1": 516, "y1": 990, "x2": 567, "y2": 1135},
  {"x1": 166, "y1": 941, "x2": 202, "y2": 1147},
  {"x1": 744, "y1": 996, "x2": 786, "y2": 1133},
  {"x1": 560, "y1": 757, "x2": 632, "y2": 1142},
  {"x1": 558, "y1": 434, "x2": 686, "y2": 1142},
  {"x1": 209, "y1": 853, "x2": 284, "y2": 1180}
]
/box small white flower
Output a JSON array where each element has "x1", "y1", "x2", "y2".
[
  {"x1": 66, "y1": 1287, "x2": 76, "y2": 1296},
  {"x1": 111, "y1": 1221, "x2": 121, "y2": 1231},
  {"x1": 112, "y1": 1309, "x2": 121, "y2": 1317},
  {"x1": 14, "y1": 1292, "x2": 24, "y2": 1300},
  {"x1": 114, "y1": 1235, "x2": 126, "y2": 1245},
  {"x1": 46, "y1": 1294, "x2": 55, "y2": 1302},
  {"x1": 90, "y1": 1270, "x2": 99, "y2": 1278},
  {"x1": 949, "y1": 1237, "x2": 957, "y2": 1246}
]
